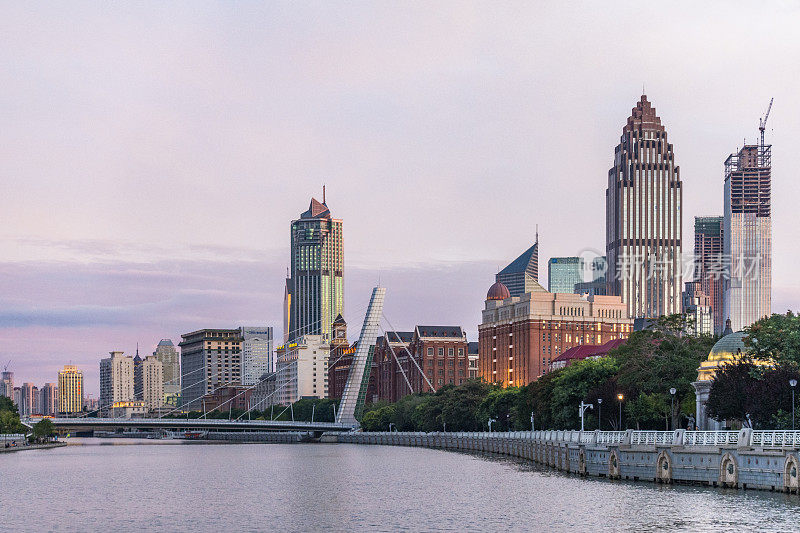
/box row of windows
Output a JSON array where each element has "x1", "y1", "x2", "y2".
[{"x1": 426, "y1": 347, "x2": 465, "y2": 356}]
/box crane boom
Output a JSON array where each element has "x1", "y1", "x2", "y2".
[{"x1": 759, "y1": 97, "x2": 773, "y2": 147}]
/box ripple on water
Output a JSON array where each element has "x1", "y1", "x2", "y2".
[{"x1": 2, "y1": 439, "x2": 800, "y2": 532}]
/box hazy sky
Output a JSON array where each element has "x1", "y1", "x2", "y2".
[{"x1": 2, "y1": 2, "x2": 799, "y2": 393}]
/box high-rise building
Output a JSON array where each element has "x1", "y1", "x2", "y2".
[
  {"x1": 548, "y1": 257, "x2": 584, "y2": 294},
  {"x1": 288, "y1": 191, "x2": 344, "y2": 342},
  {"x1": 58, "y1": 365, "x2": 84, "y2": 415},
  {"x1": 100, "y1": 352, "x2": 134, "y2": 415},
  {"x1": 479, "y1": 280, "x2": 632, "y2": 386},
  {"x1": 0, "y1": 370, "x2": 13, "y2": 399},
  {"x1": 683, "y1": 281, "x2": 713, "y2": 336},
  {"x1": 19, "y1": 383, "x2": 38, "y2": 417},
  {"x1": 240, "y1": 327, "x2": 274, "y2": 385},
  {"x1": 723, "y1": 141, "x2": 772, "y2": 331},
  {"x1": 134, "y1": 355, "x2": 164, "y2": 410},
  {"x1": 694, "y1": 216, "x2": 724, "y2": 334},
  {"x1": 152, "y1": 339, "x2": 180, "y2": 403},
  {"x1": 276, "y1": 334, "x2": 330, "y2": 405},
  {"x1": 575, "y1": 256, "x2": 609, "y2": 297},
  {"x1": 180, "y1": 329, "x2": 242, "y2": 410},
  {"x1": 39, "y1": 383, "x2": 58, "y2": 416},
  {"x1": 606, "y1": 95, "x2": 682, "y2": 319},
  {"x1": 496, "y1": 236, "x2": 539, "y2": 297},
  {"x1": 179, "y1": 326, "x2": 272, "y2": 410}
]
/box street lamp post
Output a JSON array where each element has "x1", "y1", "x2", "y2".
[
  {"x1": 617, "y1": 393, "x2": 624, "y2": 430},
  {"x1": 578, "y1": 401, "x2": 594, "y2": 432},
  {"x1": 597, "y1": 398, "x2": 603, "y2": 431},
  {"x1": 488, "y1": 418, "x2": 496, "y2": 432},
  {"x1": 389, "y1": 423, "x2": 395, "y2": 432},
  {"x1": 669, "y1": 387, "x2": 677, "y2": 430},
  {"x1": 790, "y1": 379, "x2": 798, "y2": 430},
  {"x1": 530, "y1": 411, "x2": 535, "y2": 432}
]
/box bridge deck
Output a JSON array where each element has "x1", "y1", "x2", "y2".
[{"x1": 27, "y1": 417, "x2": 353, "y2": 433}]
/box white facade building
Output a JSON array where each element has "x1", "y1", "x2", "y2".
[
  {"x1": 240, "y1": 327, "x2": 274, "y2": 385},
  {"x1": 100, "y1": 351, "x2": 134, "y2": 415},
  {"x1": 276, "y1": 335, "x2": 329, "y2": 406},
  {"x1": 135, "y1": 355, "x2": 164, "y2": 411}
]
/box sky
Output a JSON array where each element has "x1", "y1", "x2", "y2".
[{"x1": 2, "y1": 2, "x2": 799, "y2": 394}]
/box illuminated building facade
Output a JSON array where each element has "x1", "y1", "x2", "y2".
[
  {"x1": 606, "y1": 95, "x2": 682, "y2": 318},
  {"x1": 58, "y1": 365, "x2": 83, "y2": 415},
  {"x1": 479, "y1": 280, "x2": 632, "y2": 386}
]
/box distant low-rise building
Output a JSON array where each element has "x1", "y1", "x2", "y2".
[
  {"x1": 549, "y1": 339, "x2": 627, "y2": 371},
  {"x1": 468, "y1": 342, "x2": 479, "y2": 379},
  {"x1": 249, "y1": 372, "x2": 278, "y2": 411}
]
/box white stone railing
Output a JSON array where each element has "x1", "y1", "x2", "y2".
[
  {"x1": 751, "y1": 430, "x2": 800, "y2": 448},
  {"x1": 596, "y1": 431, "x2": 626, "y2": 445},
  {"x1": 629, "y1": 430, "x2": 674, "y2": 446},
  {"x1": 682, "y1": 430, "x2": 738, "y2": 446}
]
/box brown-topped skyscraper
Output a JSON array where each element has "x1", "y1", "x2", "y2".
[{"x1": 606, "y1": 95, "x2": 682, "y2": 318}]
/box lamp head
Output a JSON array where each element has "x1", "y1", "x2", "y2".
[
  {"x1": 670, "y1": 387, "x2": 677, "y2": 395},
  {"x1": 791, "y1": 379, "x2": 798, "y2": 388},
  {"x1": 617, "y1": 393, "x2": 624, "y2": 401}
]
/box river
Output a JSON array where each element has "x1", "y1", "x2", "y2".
[{"x1": 2, "y1": 438, "x2": 800, "y2": 531}]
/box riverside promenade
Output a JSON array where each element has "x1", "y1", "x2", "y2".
[{"x1": 337, "y1": 429, "x2": 800, "y2": 493}]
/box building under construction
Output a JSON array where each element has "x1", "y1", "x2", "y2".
[{"x1": 723, "y1": 104, "x2": 772, "y2": 331}]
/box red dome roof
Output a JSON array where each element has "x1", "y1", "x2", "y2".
[{"x1": 487, "y1": 281, "x2": 510, "y2": 301}]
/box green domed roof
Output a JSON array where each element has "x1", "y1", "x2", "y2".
[{"x1": 707, "y1": 331, "x2": 748, "y2": 361}]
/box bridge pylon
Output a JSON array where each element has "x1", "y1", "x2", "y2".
[{"x1": 336, "y1": 286, "x2": 385, "y2": 427}]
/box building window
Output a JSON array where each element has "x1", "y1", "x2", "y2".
[
  {"x1": 427, "y1": 348, "x2": 433, "y2": 356},
  {"x1": 448, "y1": 348, "x2": 454, "y2": 356},
  {"x1": 458, "y1": 348, "x2": 464, "y2": 356},
  {"x1": 438, "y1": 348, "x2": 444, "y2": 356}
]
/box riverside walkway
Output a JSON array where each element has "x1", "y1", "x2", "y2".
[{"x1": 338, "y1": 429, "x2": 800, "y2": 492}]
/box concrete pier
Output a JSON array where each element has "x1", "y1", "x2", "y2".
[{"x1": 336, "y1": 429, "x2": 800, "y2": 492}]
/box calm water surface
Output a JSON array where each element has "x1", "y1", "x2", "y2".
[{"x1": 2, "y1": 438, "x2": 800, "y2": 532}]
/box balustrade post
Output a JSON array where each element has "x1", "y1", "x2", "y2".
[
  {"x1": 738, "y1": 428, "x2": 753, "y2": 449},
  {"x1": 672, "y1": 429, "x2": 685, "y2": 446}
]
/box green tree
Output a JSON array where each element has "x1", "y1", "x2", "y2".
[
  {"x1": 613, "y1": 314, "x2": 713, "y2": 429},
  {"x1": 476, "y1": 388, "x2": 524, "y2": 431},
  {"x1": 439, "y1": 380, "x2": 496, "y2": 431},
  {"x1": 0, "y1": 396, "x2": 25, "y2": 434},
  {"x1": 32, "y1": 419, "x2": 55, "y2": 442},
  {"x1": 745, "y1": 312, "x2": 800, "y2": 365},
  {"x1": 547, "y1": 357, "x2": 620, "y2": 429},
  {"x1": 706, "y1": 359, "x2": 761, "y2": 426}
]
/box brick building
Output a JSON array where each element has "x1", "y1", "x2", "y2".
[{"x1": 479, "y1": 280, "x2": 632, "y2": 387}]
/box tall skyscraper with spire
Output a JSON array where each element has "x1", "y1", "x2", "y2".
[
  {"x1": 723, "y1": 136, "x2": 772, "y2": 331},
  {"x1": 606, "y1": 95, "x2": 682, "y2": 318},
  {"x1": 287, "y1": 188, "x2": 344, "y2": 342}
]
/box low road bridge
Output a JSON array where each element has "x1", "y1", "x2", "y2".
[{"x1": 27, "y1": 417, "x2": 352, "y2": 434}]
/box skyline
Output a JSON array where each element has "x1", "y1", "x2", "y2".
[{"x1": 3, "y1": 3, "x2": 800, "y2": 392}]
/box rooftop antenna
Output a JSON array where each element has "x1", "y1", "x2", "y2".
[
  {"x1": 323, "y1": 184, "x2": 326, "y2": 204},
  {"x1": 535, "y1": 224, "x2": 539, "y2": 244},
  {"x1": 3, "y1": 360, "x2": 10, "y2": 372},
  {"x1": 759, "y1": 97, "x2": 773, "y2": 148}
]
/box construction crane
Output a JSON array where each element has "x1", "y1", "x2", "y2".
[{"x1": 759, "y1": 97, "x2": 773, "y2": 148}]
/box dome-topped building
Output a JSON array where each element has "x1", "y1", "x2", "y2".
[
  {"x1": 486, "y1": 281, "x2": 511, "y2": 301},
  {"x1": 692, "y1": 319, "x2": 768, "y2": 430}
]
